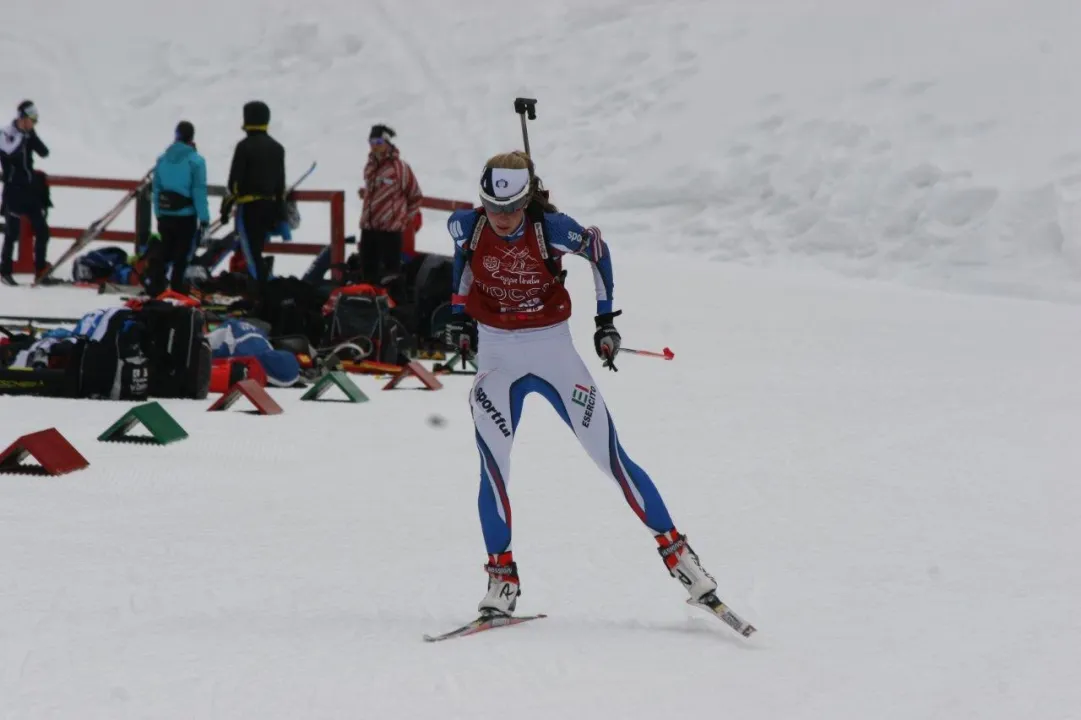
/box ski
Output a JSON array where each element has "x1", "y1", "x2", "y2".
[
  {"x1": 688, "y1": 594, "x2": 757, "y2": 637},
  {"x1": 34, "y1": 168, "x2": 154, "y2": 287},
  {"x1": 205, "y1": 161, "x2": 317, "y2": 238},
  {"x1": 289, "y1": 160, "x2": 318, "y2": 192},
  {"x1": 423, "y1": 613, "x2": 547, "y2": 643},
  {"x1": 96, "y1": 281, "x2": 142, "y2": 296},
  {"x1": 190, "y1": 231, "x2": 239, "y2": 276}
]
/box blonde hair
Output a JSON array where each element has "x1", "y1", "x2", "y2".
[
  {"x1": 483, "y1": 151, "x2": 558, "y2": 213},
  {"x1": 484, "y1": 150, "x2": 533, "y2": 172}
]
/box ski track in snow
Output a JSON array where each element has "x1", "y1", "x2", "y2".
[{"x1": 1, "y1": 0, "x2": 1081, "y2": 717}]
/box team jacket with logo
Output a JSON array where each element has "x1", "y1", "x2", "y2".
[
  {"x1": 360, "y1": 148, "x2": 422, "y2": 233},
  {"x1": 0, "y1": 121, "x2": 49, "y2": 193},
  {"x1": 448, "y1": 208, "x2": 614, "y2": 330}
]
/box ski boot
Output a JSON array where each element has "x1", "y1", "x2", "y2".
[
  {"x1": 656, "y1": 530, "x2": 718, "y2": 602},
  {"x1": 478, "y1": 552, "x2": 521, "y2": 617},
  {"x1": 657, "y1": 530, "x2": 758, "y2": 637}
]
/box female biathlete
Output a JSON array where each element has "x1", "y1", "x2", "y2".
[{"x1": 445, "y1": 151, "x2": 739, "y2": 628}]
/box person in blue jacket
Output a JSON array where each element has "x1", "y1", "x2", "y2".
[{"x1": 149, "y1": 120, "x2": 209, "y2": 295}]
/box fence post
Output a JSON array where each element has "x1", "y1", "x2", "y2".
[
  {"x1": 12, "y1": 216, "x2": 34, "y2": 274},
  {"x1": 135, "y1": 183, "x2": 152, "y2": 249},
  {"x1": 330, "y1": 191, "x2": 345, "y2": 283}
]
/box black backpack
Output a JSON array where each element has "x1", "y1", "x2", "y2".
[
  {"x1": 0, "y1": 332, "x2": 35, "y2": 368},
  {"x1": 416, "y1": 253, "x2": 453, "y2": 343},
  {"x1": 76, "y1": 309, "x2": 150, "y2": 401},
  {"x1": 137, "y1": 301, "x2": 212, "y2": 399},
  {"x1": 260, "y1": 276, "x2": 328, "y2": 345},
  {"x1": 323, "y1": 286, "x2": 410, "y2": 364}
]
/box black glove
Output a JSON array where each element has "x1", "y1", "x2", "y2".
[
  {"x1": 219, "y1": 197, "x2": 235, "y2": 226},
  {"x1": 445, "y1": 315, "x2": 478, "y2": 354},
  {"x1": 593, "y1": 310, "x2": 622, "y2": 372},
  {"x1": 196, "y1": 221, "x2": 209, "y2": 248}
]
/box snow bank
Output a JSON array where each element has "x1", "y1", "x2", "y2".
[{"x1": 3, "y1": 0, "x2": 1080, "y2": 299}]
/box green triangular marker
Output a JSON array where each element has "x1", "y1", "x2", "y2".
[
  {"x1": 98, "y1": 401, "x2": 189, "y2": 445},
  {"x1": 435, "y1": 350, "x2": 478, "y2": 374},
  {"x1": 301, "y1": 371, "x2": 369, "y2": 403}
]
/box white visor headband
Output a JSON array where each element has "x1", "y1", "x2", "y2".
[{"x1": 479, "y1": 166, "x2": 532, "y2": 213}]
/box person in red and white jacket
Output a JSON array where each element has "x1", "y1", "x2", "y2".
[{"x1": 358, "y1": 124, "x2": 422, "y2": 284}]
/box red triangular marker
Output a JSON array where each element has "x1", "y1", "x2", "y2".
[
  {"x1": 207, "y1": 378, "x2": 284, "y2": 415},
  {"x1": 383, "y1": 360, "x2": 443, "y2": 390}
]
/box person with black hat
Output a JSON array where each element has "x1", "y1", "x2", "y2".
[
  {"x1": 147, "y1": 120, "x2": 210, "y2": 296},
  {"x1": 220, "y1": 100, "x2": 286, "y2": 301},
  {"x1": 358, "y1": 123, "x2": 423, "y2": 285},
  {"x1": 0, "y1": 100, "x2": 50, "y2": 285}
]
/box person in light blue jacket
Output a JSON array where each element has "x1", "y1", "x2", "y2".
[{"x1": 149, "y1": 120, "x2": 209, "y2": 295}]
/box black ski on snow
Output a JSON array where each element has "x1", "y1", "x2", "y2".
[
  {"x1": 34, "y1": 168, "x2": 155, "y2": 287},
  {"x1": 423, "y1": 613, "x2": 548, "y2": 643},
  {"x1": 204, "y1": 160, "x2": 317, "y2": 238}
]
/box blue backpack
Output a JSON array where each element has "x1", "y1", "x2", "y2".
[{"x1": 72, "y1": 246, "x2": 135, "y2": 284}]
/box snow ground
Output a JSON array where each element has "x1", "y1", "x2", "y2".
[
  {"x1": 3, "y1": 255, "x2": 1081, "y2": 719},
  {"x1": 2, "y1": 0, "x2": 1081, "y2": 717}
]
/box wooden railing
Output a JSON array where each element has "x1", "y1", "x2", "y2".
[{"x1": 4, "y1": 174, "x2": 473, "y2": 281}]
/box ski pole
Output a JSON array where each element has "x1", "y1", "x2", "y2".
[
  {"x1": 621, "y1": 346, "x2": 675, "y2": 360},
  {"x1": 514, "y1": 98, "x2": 537, "y2": 156}
]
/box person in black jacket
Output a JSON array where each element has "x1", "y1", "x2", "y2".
[
  {"x1": 1, "y1": 100, "x2": 50, "y2": 285},
  {"x1": 220, "y1": 101, "x2": 286, "y2": 301}
]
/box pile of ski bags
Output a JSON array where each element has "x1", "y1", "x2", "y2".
[
  {"x1": 1, "y1": 250, "x2": 457, "y2": 398},
  {"x1": 0, "y1": 301, "x2": 212, "y2": 400}
]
